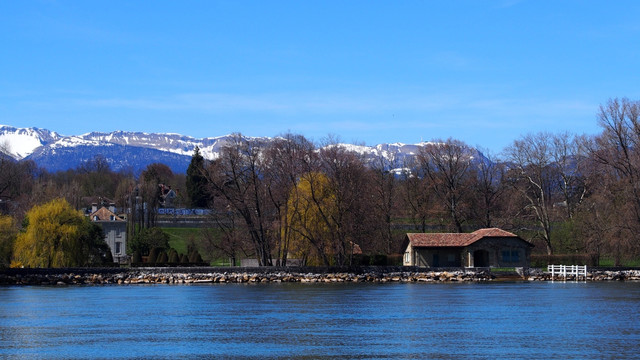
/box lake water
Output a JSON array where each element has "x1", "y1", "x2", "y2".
[{"x1": 0, "y1": 282, "x2": 639, "y2": 359}]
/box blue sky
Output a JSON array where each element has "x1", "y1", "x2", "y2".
[{"x1": 1, "y1": 1, "x2": 639, "y2": 153}]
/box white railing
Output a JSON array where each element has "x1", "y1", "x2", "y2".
[{"x1": 548, "y1": 265, "x2": 587, "y2": 281}]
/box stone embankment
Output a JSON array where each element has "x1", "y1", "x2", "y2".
[
  {"x1": 0, "y1": 267, "x2": 638, "y2": 285},
  {"x1": 0, "y1": 268, "x2": 492, "y2": 285},
  {"x1": 524, "y1": 269, "x2": 640, "y2": 281}
]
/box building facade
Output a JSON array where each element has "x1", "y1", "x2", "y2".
[
  {"x1": 89, "y1": 206, "x2": 128, "y2": 263},
  {"x1": 403, "y1": 228, "x2": 533, "y2": 268}
]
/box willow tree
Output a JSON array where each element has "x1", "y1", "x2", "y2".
[
  {"x1": 286, "y1": 141, "x2": 372, "y2": 266},
  {"x1": 286, "y1": 172, "x2": 338, "y2": 266},
  {"x1": 13, "y1": 198, "x2": 111, "y2": 268}
]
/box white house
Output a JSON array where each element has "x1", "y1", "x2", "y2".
[{"x1": 89, "y1": 206, "x2": 128, "y2": 263}]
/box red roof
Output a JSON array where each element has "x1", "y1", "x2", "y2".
[
  {"x1": 89, "y1": 207, "x2": 125, "y2": 222},
  {"x1": 406, "y1": 228, "x2": 525, "y2": 248}
]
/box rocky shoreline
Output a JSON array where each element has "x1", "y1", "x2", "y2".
[{"x1": 1, "y1": 267, "x2": 639, "y2": 285}]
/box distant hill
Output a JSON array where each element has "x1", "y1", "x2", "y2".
[{"x1": 0, "y1": 125, "x2": 488, "y2": 174}]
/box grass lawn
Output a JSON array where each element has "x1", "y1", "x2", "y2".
[
  {"x1": 161, "y1": 227, "x2": 204, "y2": 258},
  {"x1": 598, "y1": 257, "x2": 640, "y2": 267},
  {"x1": 490, "y1": 267, "x2": 516, "y2": 272},
  {"x1": 161, "y1": 227, "x2": 231, "y2": 265}
]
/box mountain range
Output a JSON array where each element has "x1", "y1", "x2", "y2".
[{"x1": 0, "y1": 125, "x2": 481, "y2": 174}]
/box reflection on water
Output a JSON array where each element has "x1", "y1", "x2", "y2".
[{"x1": 0, "y1": 282, "x2": 639, "y2": 359}]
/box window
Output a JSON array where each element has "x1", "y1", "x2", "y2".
[
  {"x1": 502, "y1": 249, "x2": 520, "y2": 263},
  {"x1": 115, "y1": 242, "x2": 122, "y2": 254},
  {"x1": 510, "y1": 250, "x2": 520, "y2": 262},
  {"x1": 501, "y1": 250, "x2": 510, "y2": 262},
  {"x1": 404, "y1": 252, "x2": 410, "y2": 264}
]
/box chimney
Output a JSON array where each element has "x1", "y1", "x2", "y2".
[
  {"x1": 91, "y1": 203, "x2": 98, "y2": 213},
  {"x1": 109, "y1": 203, "x2": 116, "y2": 213}
]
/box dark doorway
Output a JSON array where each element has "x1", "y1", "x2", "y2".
[{"x1": 473, "y1": 250, "x2": 489, "y2": 267}]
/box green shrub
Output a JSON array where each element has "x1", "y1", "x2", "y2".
[
  {"x1": 148, "y1": 247, "x2": 162, "y2": 264},
  {"x1": 168, "y1": 249, "x2": 179, "y2": 264},
  {"x1": 128, "y1": 227, "x2": 170, "y2": 256},
  {"x1": 180, "y1": 254, "x2": 190, "y2": 264},
  {"x1": 156, "y1": 251, "x2": 168, "y2": 264},
  {"x1": 104, "y1": 249, "x2": 114, "y2": 264},
  {"x1": 132, "y1": 251, "x2": 142, "y2": 264},
  {"x1": 189, "y1": 249, "x2": 203, "y2": 264}
]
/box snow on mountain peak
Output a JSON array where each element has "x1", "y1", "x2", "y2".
[
  {"x1": 0, "y1": 125, "x2": 61, "y2": 160},
  {"x1": 0, "y1": 125, "x2": 487, "y2": 174}
]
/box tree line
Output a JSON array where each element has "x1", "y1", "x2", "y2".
[
  {"x1": 190, "y1": 98, "x2": 640, "y2": 266},
  {"x1": 1, "y1": 98, "x2": 640, "y2": 267}
]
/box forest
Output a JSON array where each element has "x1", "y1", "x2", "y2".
[{"x1": 1, "y1": 98, "x2": 640, "y2": 267}]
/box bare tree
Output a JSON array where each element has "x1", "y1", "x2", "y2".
[
  {"x1": 418, "y1": 139, "x2": 473, "y2": 233},
  {"x1": 318, "y1": 142, "x2": 372, "y2": 265},
  {"x1": 590, "y1": 98, "x2": 640, "y2": 225},
  {"x1": 369, "y1": 151, "x2": 399, "y2": 254},
  {"x1": 550, "y1": 132, "x2": 587, "y2": 219},
  {"x1": 201, "y1": 206, "x2": 251, "y2": 267},
  {"x1": 0, "y1": 153, "x2": 36, "y2": 216},
  {"x1": 139, "y1": 163, "x2": 174, "y2": 229},
  {"x1": 203, "y1": 134, "x2": 274, "y2": 266},
  {"x1": 505, "y1": 132, "x2": 559, "y2": 254},
  {"x1": 263, "y1": 133, "x2": 316, "y2": 266},
  {"x1": 400, "y1": 159, "x2": 434, "y2": 233},
  {"x1": 582, "y1": 98, "x2": 640, "y2": 261},
  {"x1": 472, "y1": 148, "x2": 506, "y2": 228}
]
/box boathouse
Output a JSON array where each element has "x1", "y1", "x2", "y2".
[{"x1": 402, "y1": 228, "x2": 533, "y2": 268}]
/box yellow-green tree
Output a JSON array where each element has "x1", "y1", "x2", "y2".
[
  {"x1": 286, "y1": 172, "x2": 338, "y2": 266},
  {"x1": 0, "y1": 215, "x2": 17, "y2": 267},
  {"x1": 13, "y1": 198, "x2": 112, "y2": 268}
]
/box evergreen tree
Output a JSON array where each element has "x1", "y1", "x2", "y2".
[
  {"x1": 167, "y1": 248, "x2": 179, "y2": 264},
  {"x1": 148, "y1": 247, "x2": 162, "y2": 264},
  {"x1": 186, "y1": 146, "x2": 208, "y2": 208},
  {"x1": 156, "y1": 250, "x2": 168, "y2": 264}
]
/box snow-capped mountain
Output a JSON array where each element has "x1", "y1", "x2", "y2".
[
  {"x1": 0, "y1": 125, "x2": 486, "y2": 174},
  {"x1": 0, "y1": 126, "x2": 61, "y2": 160},
  {"x1": 0, "y1": 125, "x2": 248, "y2": 173}
]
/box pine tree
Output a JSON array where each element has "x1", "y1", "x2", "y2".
[{"x1": 186, "y1": 146, "x2": 208, "y2": 208}]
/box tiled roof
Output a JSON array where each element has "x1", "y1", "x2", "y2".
[
  {"x1": 89, "y1": 207, "x2": 125, "y2": 222},
  {"x1": 406, "y1": 228, "x2": 524, "y2": 248},
  {"x1": 352, "y1": 242, "x2": 363, "y2": 255}
]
